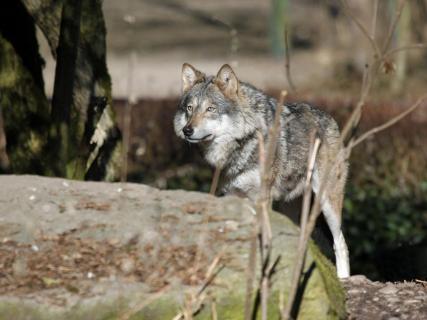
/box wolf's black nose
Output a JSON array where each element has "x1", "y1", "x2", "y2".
[{"x1": 183, "y1": 126, "x2": 194, "y2": 137}]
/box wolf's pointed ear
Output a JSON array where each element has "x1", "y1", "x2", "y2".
[
  {"x1": 215, "y1": 64, "x2": 239, "y2": 100},
  {"x1": 182, "y1": 63, "x2": 205, "y2": 93}
]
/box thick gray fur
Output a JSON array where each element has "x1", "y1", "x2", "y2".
[{"x1": 174, "y1": 63, "x2": 350, "y2": 278}]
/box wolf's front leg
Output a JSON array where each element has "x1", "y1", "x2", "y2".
[{"x1": 225, "y1": 168, "x2": 261, "y2": 202}]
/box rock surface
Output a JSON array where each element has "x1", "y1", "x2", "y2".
[
  {"x1": 0, "y1": 175, "x2": 345, "y2": 319},
  {"x1": 343, "y1": 275, "x2": 427, "y2": 320}
]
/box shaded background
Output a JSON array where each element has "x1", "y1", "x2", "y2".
[{"x1": 7, "y1": 0, "x2": 427, "y2": 281}]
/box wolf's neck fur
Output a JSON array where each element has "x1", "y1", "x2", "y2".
[{"x1": 203, "y1": 82, "x2": 277, "y2": 173}]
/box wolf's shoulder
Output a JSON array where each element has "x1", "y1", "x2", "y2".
[
  {"x1": 283, "y1": 101, "x2": 340, "y2": 136},
  {"x1": 284, "y1": 102, "x2": 335, "y2": 121},
  {"x1": 285, "y1": 101, "x2": 326, "y2": 115}
]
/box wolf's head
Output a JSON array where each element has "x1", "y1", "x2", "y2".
[{"x1": 174, "y1": 63, "x2": 248, "y2": 145}]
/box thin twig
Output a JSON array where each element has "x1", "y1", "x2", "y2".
[
  {"x1": 300, "y1": 134, "x2": 321, "y2": 235},
  {"x1": 382, "y1": 0, "x2": 408, "y2": 54},
  {"x1": 121, "y1": 51, "x2": 137, "y2": 182},
  {"x1": 339, "y1": 0, "x2": 382, "y2": 143},
  {"x1": 243, "y1": 216, "x2": 259, "y2": 320},
  {"x1": 198, "y1": 255, "x2": 224, "y2": 296},
  {"x1": 257, "y1": 88, "x2": 286, "y2": 252},
  {"x1": 118, "y1": 285, "x2": 170, "y2": 320},
  {"x1": 371, "y1": 0, "x2": 379, "y2": 41},
  {"x1": 256, "y1": 131, "x2": 270, "y2": 320},
  {"x1": 284, "y1": 27, "x2": 296, "y2": 92},
  {"x1": 352, "y1": 95, "x2": 427, "y2": 148},
  {"x1": 211, "y1": 299, "x2": 218, "y2": 320},
  {"x1": 172, "y1": 253, "x2": 225, "y2": 320},
  {"x1": 383, "y1": 43, "x2": 427, "y2": 59},
  {"x1": 210, "y1": 167, "x2": 221, "y2": 195},
  {"x1": 339, "y1": 66, "x2": 370, "y2": 143},
  {"x1": 248, "y1": 90, "x2": 287, "y2": 320},
  {"x1": 337, "y1": 0, "x2": 381, "y2": 58}
]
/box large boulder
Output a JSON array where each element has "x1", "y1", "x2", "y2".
[{"x1": 0, "y1": 175, "x2": 345, "y2": 319}]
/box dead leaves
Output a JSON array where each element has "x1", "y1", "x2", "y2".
[{"x1": 0, "y1": 228, "x2": 214, "y2": 297}]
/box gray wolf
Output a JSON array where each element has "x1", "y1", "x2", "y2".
[{"x1": 174, "y1": 63, "x2": 350, "y2": 278}]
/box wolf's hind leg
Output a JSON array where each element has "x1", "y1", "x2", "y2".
[
  {"x1": 321, "y1": 197, "x2": 350, "y2": 279},
  {"x1": 312, "y1": 145, "x2": 350, "y2": 278},
  {"x1": 312, "y1": 169, "x2": 349, "y2": 278}
]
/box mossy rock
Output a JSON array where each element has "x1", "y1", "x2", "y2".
[{"x1": 0, "y1": 175, "x2": 345, "y2": 319}]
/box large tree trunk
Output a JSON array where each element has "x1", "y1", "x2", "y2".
[
  {"x1": 0, "y1": 0, "x2": 121, "y2": 180},
  {"x1": 0, "y1": 0, "x2": 50, "y2": 174}
]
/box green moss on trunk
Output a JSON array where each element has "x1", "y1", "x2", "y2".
[{"x1": 0, "y1": 34, "x2": 50, "y2": 174}]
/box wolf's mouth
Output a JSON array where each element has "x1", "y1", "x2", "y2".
[{"x1": 186, "y1": 134, "x2": 213, "y2": 143}]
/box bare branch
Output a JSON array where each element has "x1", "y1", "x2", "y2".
[
  {"x1": 352, "y1": 94, "x2": 427, "y2": 148},
  {"x1": 339, "y1": 0, "x2": 381, "y2": 142},
  {"x1": 249, "y1": 90, "x2": 288, "y2": 320},
  {"x1": 198, "y1": 254, "x2": 224, "y2": 296},
  {"x1": 300, "y1": 135, "x2": 321, "y2": 239},
  {"x1": 281, "y1": 134, "x2": 321, "y2": 320},
  {"x1": 383, "y1": 43, "x2": 427, "y2": 59},
  {"x1": 121, "y1": 51, "x2": 137, "y2": 182},
  {"x1": 210, "y1": 300, "x2": 218, "y2": 320},
  {"x1": 337, "y1": 0, "x2": 381, "y2": 58},
  {"x1": 172, "y1": 253, "x2": 225, "y2": 320},
  {"x1": 382, "y1": 0, "x2": 408, "y2": 54},
  {"x1": 256, "y1": 131, "x2": 270, "y2": 320},
  {"x1": 243, "y1": 220, "x2": 259, "y2": 320},
  {"x1": 339, "y1": 64, "x2": 371, "y2": 143},
  {"x1": 280, "y1": 1, "x2": 424, "y2": 319},
  {"x1": 371, "y1": 0, "x2": 379, "y2": 40},
  {"x1": 265, "y1": 91, "x2": 287, "y2": 174},
  {"x1": 284, "y1": 27, "x2": 296, "y2": 92},
  {"x1": 209, "y1": 167, "x2": 221, "y2": 195},
  {"x1": 118, "y1": 285, "x2": 170, "y2": 320}
]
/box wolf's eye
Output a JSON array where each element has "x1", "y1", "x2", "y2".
[
  {"x1": 207, "y1": 106, "x2": 216, "y2": 112},
  {"x1": 187, "y1": 105, "x2": 193, "y2": 112}
]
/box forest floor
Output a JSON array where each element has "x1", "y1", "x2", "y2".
[{"x1": 343, "y1": 275, "x2": 427, "y2": 320}]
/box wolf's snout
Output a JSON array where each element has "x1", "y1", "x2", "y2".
[{"x1": 182, "y1": 125, "x2": 194, "y2": 137}]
